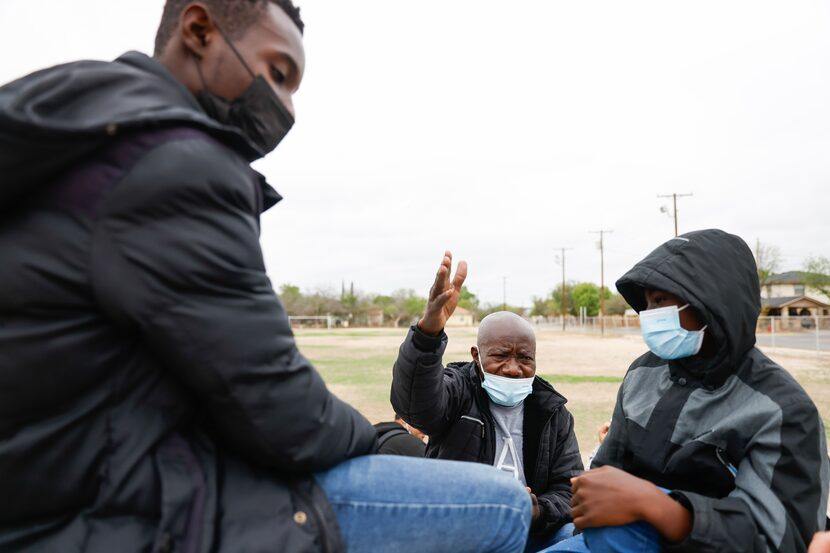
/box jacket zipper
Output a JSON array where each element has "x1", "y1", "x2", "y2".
[
  {"x1": 533, "y1": 415, "x2": 555, "y2": 485},
  {"x1": 715, "y1": 447, "x2": 738, "y2": 479},
  {"x1": 471, "y1": 388, "x2": 497, "y2": 460}
]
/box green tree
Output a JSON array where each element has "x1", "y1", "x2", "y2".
[
  {"x1": 531, "y1": 296, "x2": 555, "y2": 317},
  {"x1": 804, "y1": 256, "x2": 830, "y2": 298},
  {"x1": 478, "y1": 303, "x2": 525, "y2": 318},
  {"x1": 551, "y1": 283, "x2": 576, "y2": 316},
  {"x1": 458, "y1": 286, "x2": 480, "y2": 313},
  {"x1": 571, "y1": 283, "x2": 612, "y2": 317},
  {"x1": 278, "y1": 283, "x2": 303, "y2": 314},
  {"x1": 572, "y1": 283, "x2": 600, "y2": 316},
  {"x1": 530, "y1": 283, "x2": 576, "y2": 317},
  {"x1": 605, "y1": 293, "x2": 631, "y2": 316},
  {"x1": 382, "y1": 289, "x2": 428, "y2": 327},
  {"x1": 373, "y1": 295, "x2": 397, "y2": 321}
]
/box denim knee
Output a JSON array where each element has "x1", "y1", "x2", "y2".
[
  {"x1": 583, "y1": 522, "x2": 661, "y2": 553},
  {"x1": 499, "y1": 474, "x2": 533, "y2": 521}
]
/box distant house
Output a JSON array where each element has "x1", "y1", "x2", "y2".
[
  {"x1": 447, "y1": 307, "x2": 475, "y2": 327},
  {"x1": 367, "y1": 307, "x2": 384, "y2": 327},
  {"x1": 761, "y1": 271, "x2": 830, "y2": 318}
]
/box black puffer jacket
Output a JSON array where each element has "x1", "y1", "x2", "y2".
[
  {"x1": 594, "y1": 229, "x2": 829, "y2": 553},
  {"x1": 390, "y1": 327, "x2": 583, "y2": 537},
  {"x1": 0, "y1": 52, "x2": 376, "y2": 553}
]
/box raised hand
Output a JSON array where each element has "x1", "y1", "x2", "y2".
[{"x1": 417, "y1": 251, "x2": 468, "y2": 337}]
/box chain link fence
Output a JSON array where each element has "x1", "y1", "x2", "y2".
[{"x1": 532, "y1": 315, "x2": 830, "y2": 352}]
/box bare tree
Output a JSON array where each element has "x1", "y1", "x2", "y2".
[
  {"x1": 755, "y1": 239, "x2": 782, "y2": 289},
  {"x1": 804, "y1": 257, "x2": 830, "y2": 298}
]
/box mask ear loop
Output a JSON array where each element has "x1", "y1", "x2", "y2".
[
  {"x1": 678, "y1": 304, "x2": 708, "y2": 332},
  {"x1": 214, "y1": 24, "x2": 257, "y2": 79},
  {"x1": 192, "y1": 54, "x2": 210, "y2": 89}
]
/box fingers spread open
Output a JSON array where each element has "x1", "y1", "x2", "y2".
[
  {"x1": 452, "y1": 260, "x2": 468, "y2": 291},
  {"x1": 430, "y1": 265, "x2": 449, "y2": 300},
  {"x1": 433, "y1": 288, "x2": 454, "y2": 309}
]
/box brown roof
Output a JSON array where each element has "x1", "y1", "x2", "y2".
[{"x1": 762, "y1": 295, "x2": 830, "y2": 309}]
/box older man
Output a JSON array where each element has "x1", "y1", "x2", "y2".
[{"x1": 391, "y1": 252, "x2": 584, "y2": 550}]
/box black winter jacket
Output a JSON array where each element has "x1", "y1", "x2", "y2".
[
  {"x1": 0, "y1": 52, "x2": 377, "y2": 553},
  {"x1": 390, "y1": 327, "x2": 583, "y2": 536},
  {"x1": 594, "y1": 229, "x2": 829, "y2": 553}
]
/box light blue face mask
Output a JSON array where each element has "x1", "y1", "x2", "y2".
[
  {"x1": 479, "y1": 357, "x2": 534, "y2": 407},
  {"x1": 639, "y1": 304, "x2": 707, "y2": 360}
]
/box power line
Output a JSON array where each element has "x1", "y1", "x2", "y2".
[
  {"x1": 657, "y1": 193, "x2": 693, "y2": 237},
  {"x1": 589, "y1": 230, "x2": 613, "y2": 336}
]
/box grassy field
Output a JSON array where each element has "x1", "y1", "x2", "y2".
[{"x1": 296, "y1": 326, "x2": 830, "y2": 460}]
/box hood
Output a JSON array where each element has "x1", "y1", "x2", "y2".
[
  {"x1": 0, "y1": 51, "x2": 270, "y2": 210},
  {"x1": 616, "y1": 229, "x2": 760, "y2": 384}
]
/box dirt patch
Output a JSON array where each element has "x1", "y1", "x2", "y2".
[{"x1": 296, "y1": 327, "x2": 830, "y2": 459}]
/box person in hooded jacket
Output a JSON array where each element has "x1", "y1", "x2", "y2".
[
  {"x1": 0, "y1": 2, "x2": 532, "y2": 553},
  {"x1": 391, "y1": 252, "x2": 584, "y2": 552},
  {"x1": 543, "y1": 229, "x2": 829, "y2": 553}
]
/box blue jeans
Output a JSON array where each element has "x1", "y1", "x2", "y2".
[
  {"x1": 538, "y1": 522, "x2": 662, "y2": 553},
  {"x1": 316, "y1": 455, "x2": 532, "y2": 553},
  {"x1": 525, "y1": 522, "x2": 578, "y2": 552}
]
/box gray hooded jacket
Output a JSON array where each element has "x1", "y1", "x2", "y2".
[{"x1": 593, "y1": 229, "x2": 828, "y2": 553}]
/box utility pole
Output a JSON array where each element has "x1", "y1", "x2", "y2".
[
  {"x1": 657, "y1": 193, "x2": 693, "y2": 237},
  {"x1": 555, "y1": 248, "x2": 573, "y2": 332},
  {"x1": 590, "y1": 230, "x2": 613, "y2": 336}
]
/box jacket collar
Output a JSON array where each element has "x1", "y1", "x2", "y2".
[
  {"x1": 116, "y1": 51, "x2": 203, "y2": 113},
  {"x1": 117, "y1": 52, "x2": 282, "y2": 213}
]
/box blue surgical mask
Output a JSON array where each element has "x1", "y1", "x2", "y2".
[
  {"x1": 480, "y1": 370, "x2": 534, "y2": 407},
  {"x1": 639, "y1": 304, "x2": 707, "y2": 360}
]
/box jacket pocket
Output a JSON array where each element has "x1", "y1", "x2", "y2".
[
  {"x1": 439, "y1": 416, "x2": 484, "y2": 461},
  {"x1": 153, "y1": 434, "x2": 207, "y2": 553}
]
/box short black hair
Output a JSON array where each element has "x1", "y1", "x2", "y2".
[{"x1": 154, "y1": 0, "x2": 304, "y2": 56}]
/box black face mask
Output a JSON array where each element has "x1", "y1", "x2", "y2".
[{"x1": 194, "y1": 28, "x2": 295, "y2": 156}]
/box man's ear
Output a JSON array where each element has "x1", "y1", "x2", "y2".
[
  {"x1": 180, "y1": 3, "x2": 216, "y2": 58},
  {"x1": 471, "y1": 347, "x2": 484, "y2": 379}
]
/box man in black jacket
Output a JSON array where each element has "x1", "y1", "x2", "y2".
[
  {"x1": 391, "y1": 252, "x2": 584, "y2": 551},
  {"x1": 0, "y1": 2, "x2": 532, "y2": 553},
  {"x1": 374, "y1": 413, "x2": 427, "y2": 457},
  {"x1": 546, "y1": 229, "x2": 829, "y2": 553}
]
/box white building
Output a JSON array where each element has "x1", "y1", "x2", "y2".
[
  {"x1": 760, "y1": 271, "x2": 829, "y2": 318},
  {"x1": 447, "y1": 307, "x2": 475, "y2": 327}
]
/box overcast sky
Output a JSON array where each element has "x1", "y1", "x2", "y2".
[{"x1": 2, "y1": 1, "x2": 829, "y2": 306}]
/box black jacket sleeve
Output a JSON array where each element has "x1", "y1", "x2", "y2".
[
  {"x1": 90, "y1": 136, "x2": 377, "y2": 472},
  {"x1": 534, "y1": 408, "x2": 583, "y2": 534},
  {"x1": 666, "y1": 398, "x2": 828, "y2": 553},
  {"x1": 589, "y1": 380, "x2": 627, "y2": 470},
  {"x1": 390, "y1": 326, "x2": 468, "y2": 437}
]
